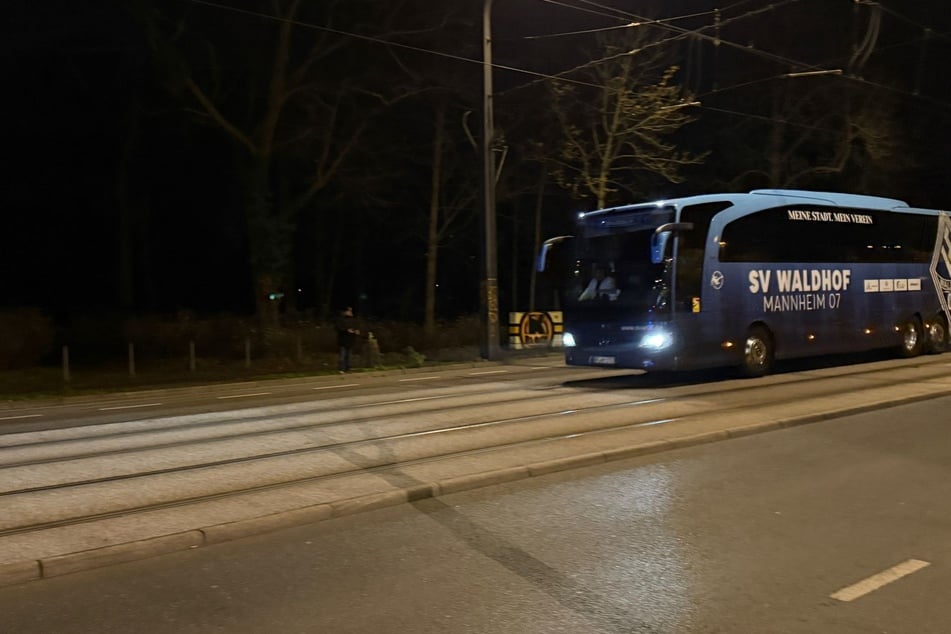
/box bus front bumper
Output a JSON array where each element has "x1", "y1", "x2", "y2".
[{"x1": 564, "y1": 344, "x2": 681, "y2": 371}]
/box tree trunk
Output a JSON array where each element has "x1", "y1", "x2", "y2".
[
  {"x1": 424, "y1": 102, "x2": 446, "y2": 340},
  {"x1": 244, "y1": 158, "x2": 284, "y2": 332},
  {"x1": 116, "y1": 97, "x2": 139, "y2": 313},
  {"x1": 768, "y1": 88, "x2": 786, "y2": 186}
]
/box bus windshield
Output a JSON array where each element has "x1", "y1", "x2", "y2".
[{"x1": 566, "y1": 230, "x2": 671, "y2": 316}]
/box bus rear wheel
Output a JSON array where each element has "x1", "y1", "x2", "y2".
[
  {"x1": 741, "y1": 326, "x2": 774, "y2": 377},
  {"x1": 898, "y1": 317, "x2": 924, "y2": 358},
  {"x1": 926, "y1": 316, "x2": 949, "y2": 354}
]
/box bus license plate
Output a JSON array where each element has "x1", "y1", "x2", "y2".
[{"x1": 590, "y1": 356, "x2": 616, "y2": 365}]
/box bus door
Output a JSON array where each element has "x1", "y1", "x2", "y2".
[{"x1": 672, "y1": 202, "x2": 732, "y2": 366}]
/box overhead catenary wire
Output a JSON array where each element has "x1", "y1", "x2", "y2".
[
  {"x1": 521, "y1": 0, "x2": 831, "y2": 95},
  {"x1": 184, "y1": 0, "x2": 607, "y2": 89},
  {"x1": 849, "y1": 1, "x2": 881, "y2": 73},
  {"x1": 182, "y1": 0, "x2": 951, "y2": 124},
  {"x1": 524, "y1": 3, "x2": 751, "y2": 40},
  {"x1": 185, "y1": 0, "x2": 819, "y2": 90}
]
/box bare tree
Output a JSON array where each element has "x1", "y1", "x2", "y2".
[
  {"x1": 728, "y1": 80, "x2": 909, "y2": 192},
  {"x1": 375, "y1": 5, "x2": 481, "y2": 337},
  {"x1": 420, "y1": 98, "x2": 479, "y2": 338},
  {"x1": 143, "y1": 0, "x2": 415, "y2": 328},
  {"x1": 549, "y1": 31, "x2": 706, "y2": 209}
]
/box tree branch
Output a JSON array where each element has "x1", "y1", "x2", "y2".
[{"x1": 183, "y1": 76, "x2": 257, "y2": 155}]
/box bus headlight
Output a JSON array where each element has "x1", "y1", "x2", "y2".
[
  {"x1": 639, "y1": 331, "x2": 673, "y2": 350},
  {"x1": 563, "y1": 332, "x2": 577, "y2": 347}
]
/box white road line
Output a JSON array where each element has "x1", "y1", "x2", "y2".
[
  {"x1": 216, "y1": 392, "x2": 272, "y2": 400},
  {"x1": 0, "y1": 414, "x2": 43, "y2": 421},
  {"x1": 98, "y1": 403, "x2": 163, "y2": 411},
  {"x1": 468, "y1": 370, "x2": 509, "y2": 376},
  {"x1": 398, "y1": 376, "x2": 440, "y2": 382},
  {"x1": 312, "y1": 384, "x2": 361, "y2": 390},
  {"x1": 377, "y1": 395, "x2": 449, "y2": 405},
  {"x1": 830, "y1": 559, "x2": 930, "y2": 602},
  {"x1": 634, "y1": 418, "x2": 678, "y2": 427}
]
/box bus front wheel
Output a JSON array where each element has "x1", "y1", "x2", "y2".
[
  {"x1": 742, "y1": 326, "x2": 774, "y2": 377},
  {"x1": 898, "y1": 317, "x2": 924, "y2": 358}
]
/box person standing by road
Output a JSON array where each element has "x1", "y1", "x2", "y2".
[{"x1": 336, "y1": 306, "x2": 360, "y2": 373}]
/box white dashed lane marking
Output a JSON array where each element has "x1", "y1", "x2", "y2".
[
  {"x1": 216, "y1": 392, "x2": 272, "y2": 400},
  {"x1": 830, "y1": 559, "x2": 930, "y2": 602},
  {"x1": 98, "y1": 403, "x2": 163, "y2": 411}
]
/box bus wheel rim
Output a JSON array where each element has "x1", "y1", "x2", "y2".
[
  {"x1": 904, "y1": 323, "x2": 919, "y2": 351},
  {"x1": 746, "y1": 338, "x2": 766, "y2": 367},
  {"x1": 931, "y1": 321, "x2": 946, "y2": 345}
]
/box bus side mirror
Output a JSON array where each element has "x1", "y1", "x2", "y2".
[
  {"x1": 650, "y1": 232, "x2": 670, "y2": 264},
  {"x1": 537, "y1": 235, "x2": 574, "y2": 272},
  {"x1": 651, "y1": 222, "x2": 694, "y2": 264}
]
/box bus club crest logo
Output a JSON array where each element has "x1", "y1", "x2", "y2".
[
  {"x1": 710, "y1": 270, "x2": 724, "y2": 290},
  {"x1": 519, "y1": 311, "x2": 554, "y2": 345},
  {"x1": 931, "y1": 212, "x2": 951, "y2": 324}
]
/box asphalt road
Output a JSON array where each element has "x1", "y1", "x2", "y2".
[{"x1": 1, "y1": 393, "x2": 949, "y2": 634}]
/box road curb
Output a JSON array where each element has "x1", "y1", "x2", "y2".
[
  {"x1": 201, "y1": 505, "x2": 335, "y2": 545},
  {"x1": 0, "y1": 560, "x2": 40, "y2": 587},
  {"x1": 39, "y1": 531, "x2": 204, "y2": 579}
]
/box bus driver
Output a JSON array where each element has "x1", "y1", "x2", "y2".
[{"x1": 578, "y1": 265, "x2": 618, "y2": 301}]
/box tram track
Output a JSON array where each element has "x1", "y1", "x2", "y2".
[
  {"x1": 2, "y1": 357, "x2": 950, "y2": 539},
  {"x1": 2, "y1": 353, "x2": 947, "y2": 471},
  {"x1": 2, "y1": 356, "x2": 951, "y2": 586},
  {"x1": 0, "y1": 384, "x2": 578, "y2": 466},
  {"x1": 0, "y1": 413, "x2": 682, "y2": 539}
]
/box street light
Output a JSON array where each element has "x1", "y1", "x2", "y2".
[{"x1": 481, "y1": 0, "x2": 501, "y2": 360}]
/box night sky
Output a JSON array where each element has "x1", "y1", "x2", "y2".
[{"x1": 4, "y1": 0, "x2": 950, "y2": 325}]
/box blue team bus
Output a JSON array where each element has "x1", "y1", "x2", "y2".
[{"x1": 538, "y1": 189, "x2": 951, "y2": 376}]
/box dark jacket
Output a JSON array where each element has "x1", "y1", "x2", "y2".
[{"x1": 336, "y1": 313, "x2": 358, "y2": 347}]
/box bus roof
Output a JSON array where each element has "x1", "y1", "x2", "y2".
[
  {"x1": 577, "y1": 191, "x2": 951, "y2": 233},
  {"x1": 746, "y1": 189, "x2": 909, "y2": 209},
  {"x1": 581, "y1": 189, "x2": 915, "y2": 220}
]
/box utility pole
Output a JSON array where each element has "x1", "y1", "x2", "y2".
[{"x1": 481, "y1": 0, "x2": 501, "y2": 360}]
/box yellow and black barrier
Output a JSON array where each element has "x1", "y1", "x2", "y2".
[{"x1": 507, "y1": 311, "x2": 563, "y2": 349}]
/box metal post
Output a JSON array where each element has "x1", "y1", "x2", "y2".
[{"x1": 481, "y1": 0, "x2": 501, "y2": 360}]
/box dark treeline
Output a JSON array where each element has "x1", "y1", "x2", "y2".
[{"x1": 4, "y1": 0, "x2": 950, "y2": 333}]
